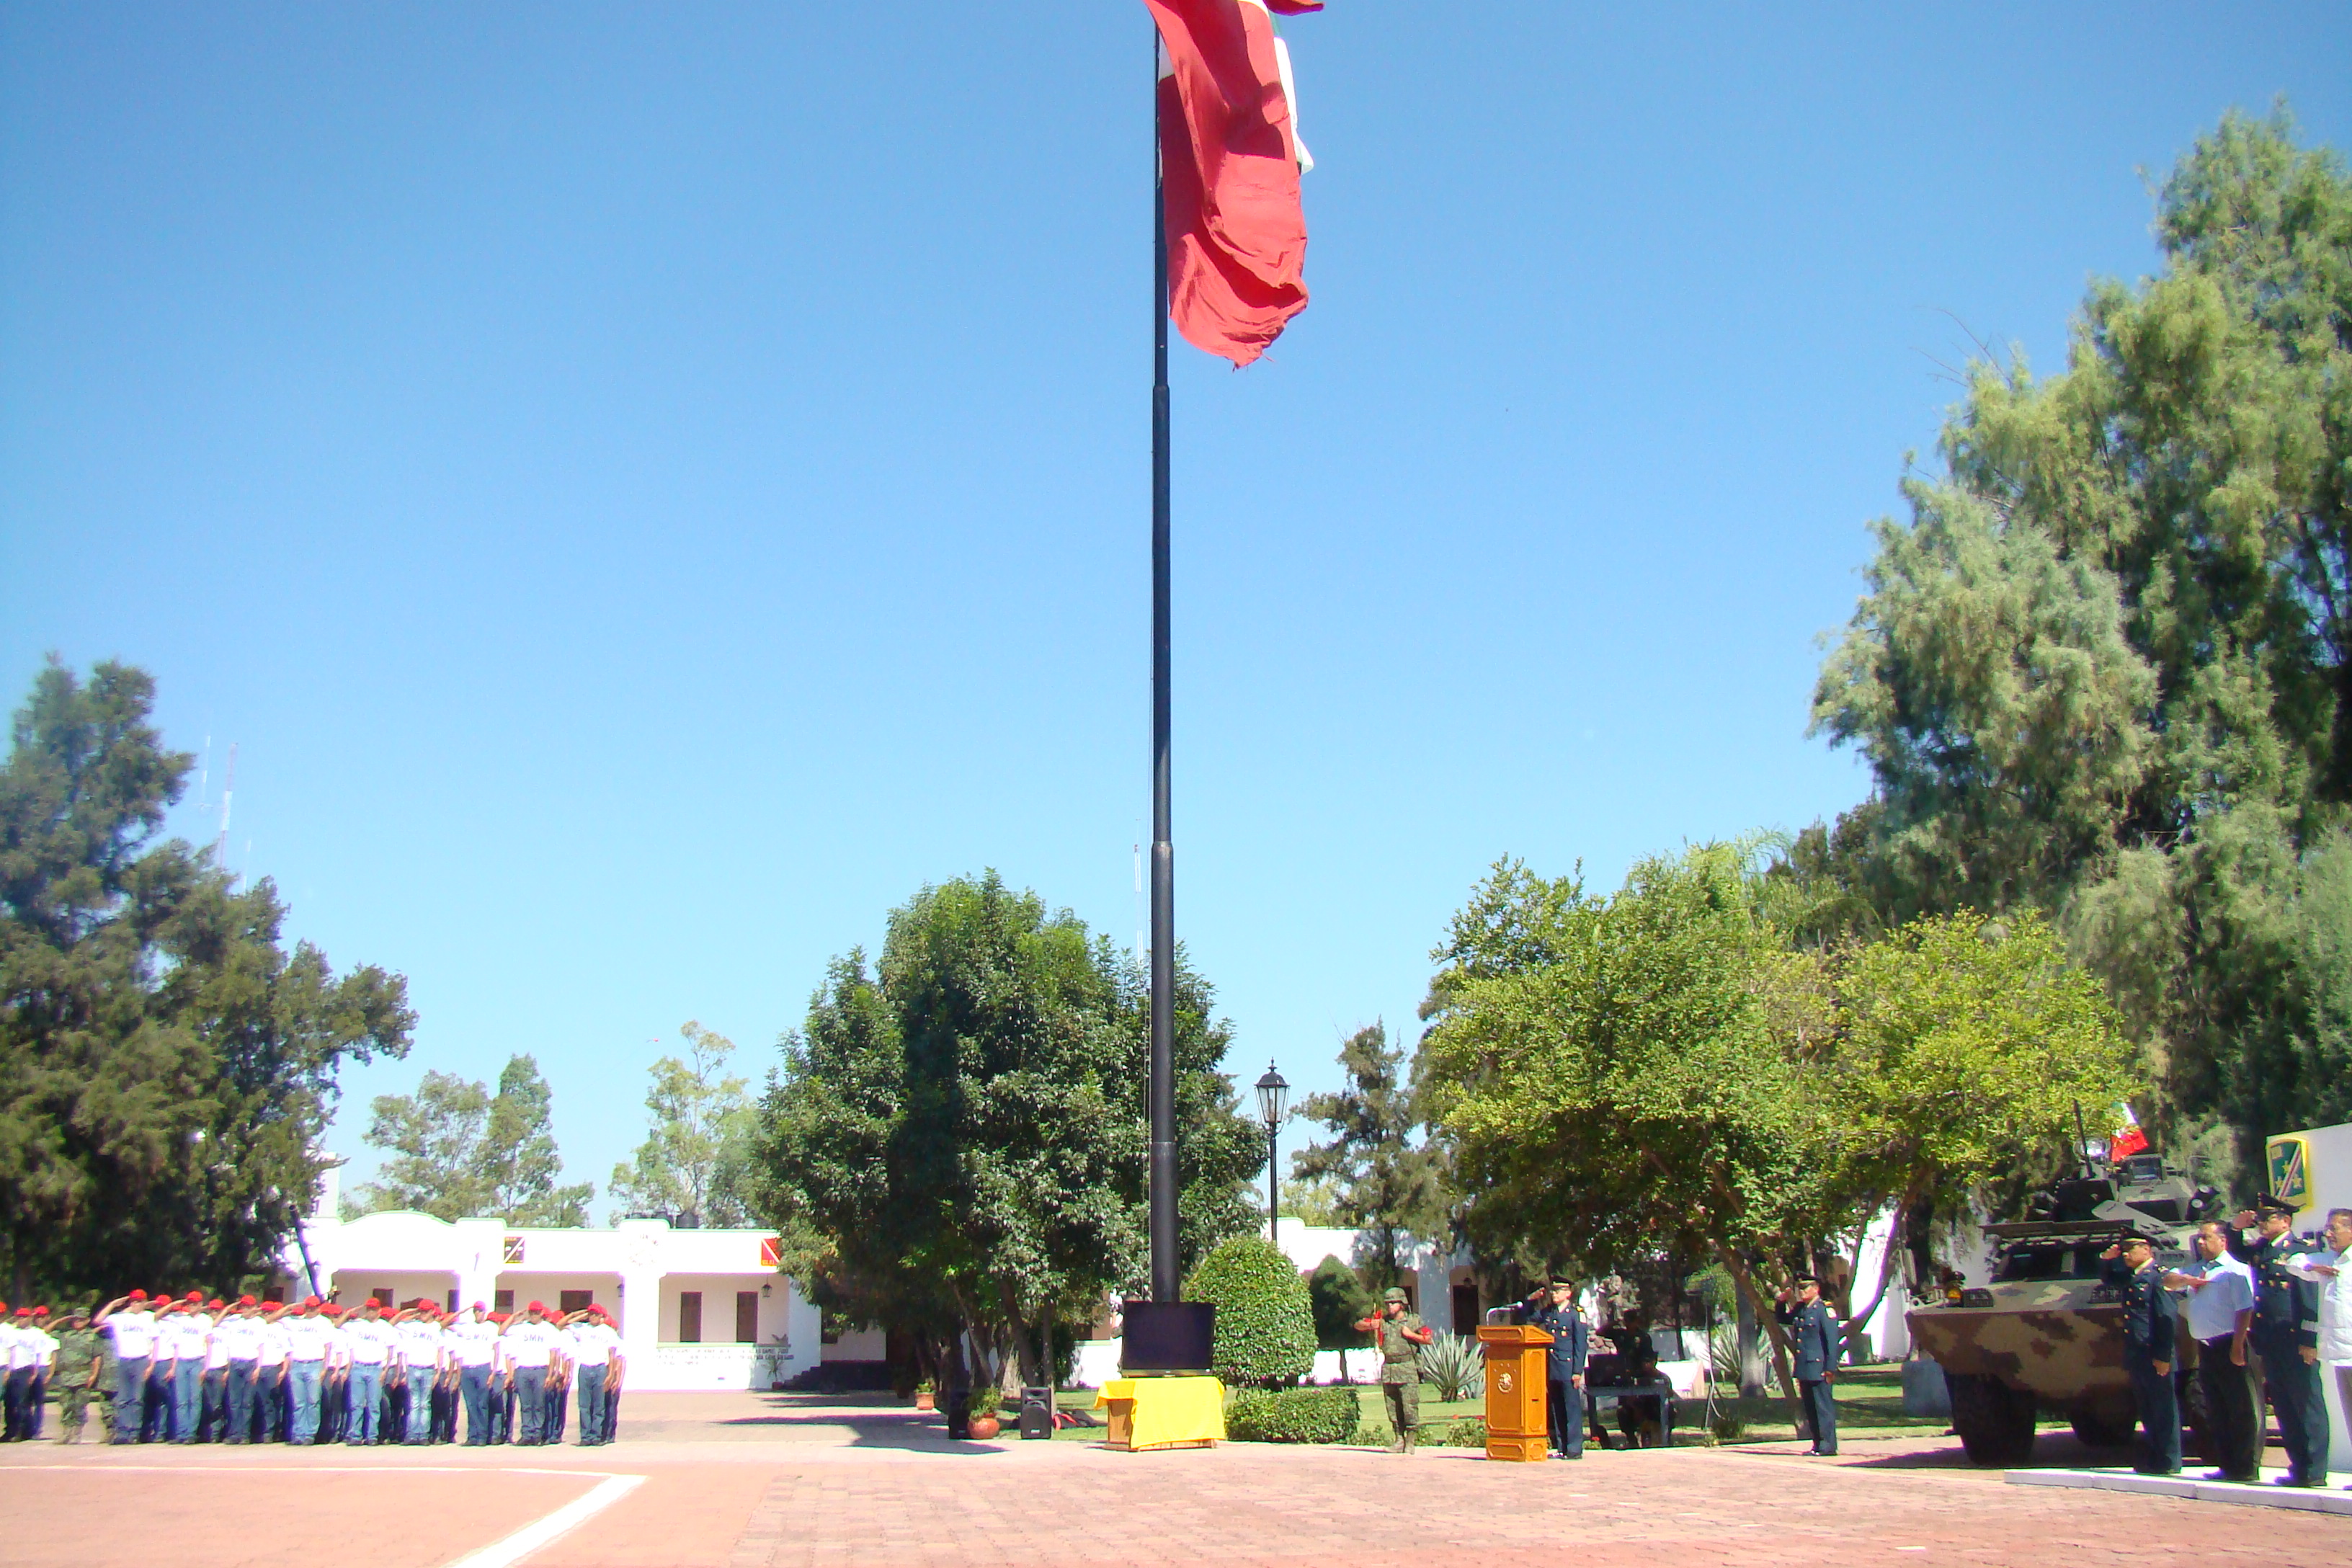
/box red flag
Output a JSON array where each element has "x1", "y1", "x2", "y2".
[{"x1": 1146, "y1": 0, "x2": 1311, "y2": 366}]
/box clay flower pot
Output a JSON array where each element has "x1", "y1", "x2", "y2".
[
  {"x1": 968, "y1": 1415, "x2": 1001, "y2": 1440},
  {"x1": 915, "y1": 1391, "x2": 935, "y2": 1411}
]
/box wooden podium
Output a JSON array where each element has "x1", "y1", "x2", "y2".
[{"x1": 1476, "y1": 1324, "x2": 1552, "y2": 1462}]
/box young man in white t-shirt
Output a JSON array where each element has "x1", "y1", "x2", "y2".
[
  {"x1": 501, "y1": 1302, "x2": 559, "y2": 1446},
  {"x1": 251, "y1": 1301, "x2": 291, "y2": 1443},
  {"x1": 564, "y1": 1308, "x2": 623, "y2": 1445},
  {"x1": 270, "y1": 1297, "x2": 334, "y2": 1445},
  {"x1": 92, "y1": 1291, "x2": 159, "y2": 1445},
  {"x1": 445, "y1": 1302, "x2": 499, "y2": 1445}
]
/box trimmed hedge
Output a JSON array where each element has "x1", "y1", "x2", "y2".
[
  {"x1": 1185, "y1": 1235, "x2": 1317, "y2": 1389},
  {"x1": 1227, "y1": 1386, "x2": 1362, "y2": 1444},
  {"x1": 1443, "y1": 1416, "x2": 1488, "y2": 1448}
]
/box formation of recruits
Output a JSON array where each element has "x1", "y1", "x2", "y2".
[
  {"x1": 2105, "y1": 1196, "x2": 2351, "y2": 1487},
  {"x1": 0, "y1": 1290, "x2": 626, "y2": 1447}
]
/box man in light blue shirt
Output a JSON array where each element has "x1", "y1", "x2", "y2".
[{"x1": 2165, "y1": 1220, "x2": 2259, "y2": 1482}]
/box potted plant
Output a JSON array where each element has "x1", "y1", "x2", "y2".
[
  {"x1": 914, "y1": 1378, "x2": 935, "y2": 1412},
  {"x1": 966, "y1": 1385, "x2": 1001, "y2": 1440}
]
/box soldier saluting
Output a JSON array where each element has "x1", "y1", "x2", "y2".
[
  {"x1": 2098, "y1": 1233, "x2": 2180, "y2": 1475},
  {"x1": 2228, "y1": 1193, "x2": 2329, "y2": 1486},
  {"x1": 1353, "y1": 1287, "x2": 1434, "y2": 1454},
  {"x1": 1520, "y1": 1280, "x2": 1588, "y2": 1458},
  {"x1": 1774, "y1": 1274, "x2": 1839, "y2": 1456}
]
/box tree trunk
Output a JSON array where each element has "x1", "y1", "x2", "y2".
[{"x1": 1734, "y1": 1283, "x2": 1768, "y2": 1397}]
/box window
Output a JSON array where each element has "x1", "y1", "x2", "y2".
[
  {"x1": 1451, "y1": 1283, "x2": 1480, "y2": 1333},
  {"x1": 372, "y1": 1286, "x2": 395, "y2": 1308},
  {"x1": 679, "y1": 1291, "x2": 703, "y2": 1343},
  {"x1": 445, "y1": 1291, "x2": 458, "y2": 1314},
  {"x1": 494, "y1": 1290, "x2": 514, "y2": 1314},
  {"x1": 263, "y1": 1286, "x2": 285, "y2": 1305},
  {"x1": 559, "y1": 1290, "x2": 594, "y2": 1315},
  {"x1": 736, "y1": 1291, "x2": 760, "y2": 1343}
]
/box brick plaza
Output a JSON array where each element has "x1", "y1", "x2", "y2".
[{"x1": 4, "y1": 1392, "x2": 2348, "y2": 1568}]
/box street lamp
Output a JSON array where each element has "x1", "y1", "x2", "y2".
[{"x1": 1255, "y1": 1063, "x2": 1288, "y2": 1243}]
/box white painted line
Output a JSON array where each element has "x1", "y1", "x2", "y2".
[{"x1": 444, "y1": 1472, "x2": 646, "y2": 1568}]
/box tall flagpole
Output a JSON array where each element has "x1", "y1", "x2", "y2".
[{"x1": 1148, "y1": 30, "x2": 1180, "y2": 1306}]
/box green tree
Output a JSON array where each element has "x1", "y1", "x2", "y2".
[
  {"x1": 0, "y1": 659, "x2": 412, "y2": 1298},
  {"x1": 608, "y1": 1021, "x2": 757, "y2": 1227},
  {"x1": 1809, "y1": 111, "x2": 2352, "y2": 1170},
  {"x1": 352, "y1": 1053, "x2": 592, "y2": 1225},
  {"x1": 1185, "y1": 1234, "x2": 1315, "y2": 1389},
  {"x1": 1305, "y1": 1253, "x2": 1373, "y2": 1350},
  {"x1": 755, "y1": 873, "x2": 1260, "y2": 1394},
  {"x1": 1419, "y1": 846, "x2": 1827, "y2": 1367},
  {"x1": 1291, "y1": 1023, "x2": 1442, "y2": 1288}
]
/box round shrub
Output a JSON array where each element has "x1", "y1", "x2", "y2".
[
  {"x1": 1226, "y1": 1386, "x2": 1361, "y2": 1444},
  {"x1": 1443, "y1": 1416, "x2": 1488, "y2": 1448},
  {"x1": 1185, "y1": 1235, "x2": 1317, "y2": 1389}
]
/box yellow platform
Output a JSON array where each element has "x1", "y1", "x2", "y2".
[{"x1": 1094, "y1": 1376, "x2": 1225, "y2": 1451}]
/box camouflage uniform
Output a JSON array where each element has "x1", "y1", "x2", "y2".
[
  {"x1": 1373, "y1": 1301, "x2": 1425, "y2": 1452},
  {"x1": 52, "y1": 1324, "x2": 104, "y2": 1443}
]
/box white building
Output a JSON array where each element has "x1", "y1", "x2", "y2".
[{"x1": 275, "y1": 1175, "x2": 820, "y2": 1392}]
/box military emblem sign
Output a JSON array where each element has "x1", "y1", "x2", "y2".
[{"x1": 2266, "y1": 1135, "x2": 2312, "y2": 1214}]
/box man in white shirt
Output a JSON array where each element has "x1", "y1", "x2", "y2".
[
  {"x1": 341, "y1": 1297, "x2": 393, "y2": 1445},
  {"x1": 162, "y1": 1293, "x2": 210, "y2": 1444},
  {"x1": 391, "y1": 1302, "x2": 443, "y2": 1446},
  {"x1": 210, "y1": 1298, "x2": 263, "y2": 1444},
  {"x1": 2289, "y1": 1207, "x2": 2352, "y2": 1469},
  {"x1": 92, "y1": 1291, "x2": 159, "y2": 1445},
  {"x1": 2166, "y1": 1219, "x2": 2261, "y2": 1483},
  {"x1": 447, "y1": 1302, "x2": 499, "y2": 1446},
  {"x1": 565, "y1": 1308, "x2": 621, "y2": 1446},
  {"x1": 272, "y1": 1297, "x2": 334, "y2": 1445},
  {"x1": 0, "y1": 1303, "x2": 22, "y2": 1441},
  {"x1": 197, "y1": 1298, "x2": 235, "y2": 1442},
  {"x1": 251, "y1": 1301, "x2": 290, "y2": 1443},
  {"x1": 4, "y1": 1306, "x2": 56, "y2": 1440},
  {"x1": 19, "y1": 1308, "x2": 58, "y2": 1441},
  {"x1": 502, "y1": 1301, "x2": 558, "y2": 1446}
]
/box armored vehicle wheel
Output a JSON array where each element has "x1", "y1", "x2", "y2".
[
  {"x1": 1947, "y1": 1372, "x2": 2038, "y2": 1466},
  {"x1": 2069, "y1": 1407, "x2": 2135, "y2": 1448}
]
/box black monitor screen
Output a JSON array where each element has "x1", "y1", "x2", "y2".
[{"x1": 1121, "y1": 1301, "x2": 1216, "y2": 1373}]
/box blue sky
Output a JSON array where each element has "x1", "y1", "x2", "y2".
[{"x1": 5, "y1": 3, "x2": 2347, "y2": 1208}]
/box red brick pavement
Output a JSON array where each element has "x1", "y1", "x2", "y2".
[{"x1": 7, "y1": 1412, "x2": 2350, "y2": 1568}]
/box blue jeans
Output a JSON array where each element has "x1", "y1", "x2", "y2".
[
  {"x1": 460, "y1": 1365, "x2": 490, "y2": 1443},
  {"x1": 514, "y1": 1366, "x2": 547, "y2": 1445},
  {"x1": 111, "y1": 1355, "x2": 148, "y2": 1443},
  {"x1": 288, "y1": 1360, "x2": 325, "y2": 1445},
  {"x1": 225, "y1": 1360, "x2": 257, "y2": 1442},
  {"x1": 171, "y1": 1358, "x2": 202, "y2": 1442},
  {"x1": 255, "y1": 1365, "x2": 285, "y2": 1442},
  {"x1": 346, "y1": 1364, "x2": 383, "y2": 1443},
  {"x1": 574, "y1": 1367, "x2": 607, "y2": 1444}
]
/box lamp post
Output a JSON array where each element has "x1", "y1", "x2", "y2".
[{"x1": 1255, "y1": 1063, "x2": 1288, "y2": 1245}]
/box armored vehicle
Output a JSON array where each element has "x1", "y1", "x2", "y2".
[{"x1": 1905, "y1": 1151, "x2": 2222, "y2": 1465}]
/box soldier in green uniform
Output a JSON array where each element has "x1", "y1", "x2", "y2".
[
  {"x1": 51, "y1": 1309, "x2": 104, "y2": 1443},
  {"x1": 1355, "y1": 1287, "x2": 1435, "y2": 1453}
]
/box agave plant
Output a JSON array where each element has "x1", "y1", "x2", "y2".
[{"x1": 1418, "y1": 1332, "x2": 1484, "y2": 1402}]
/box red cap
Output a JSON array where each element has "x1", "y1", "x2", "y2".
[
  {"x1": 239, "y1": 1295, "x2": 257, "y2": 1307},
  {"x1": 128, "y1": 1289, "x2": 148, "y2": 1302},
  {"x1": 12, "y1": 1308, "x2": 27, "y2": 1318},
  {"x1": 527, "y1": 1300, "x2": 545, "y2": 1314},
  {"x1": 302, "y1": 1295, "x2": 321, "y2": 1309},
  {"x1": 185, "y1": 1290, "x2": 202, "y2": 1302},
  {"x1": 32, "y1": 1306, "x2": 48, "y2": 1317},
  {"x1": 471, "y1": 1301, "x2": 486, "y2": 1311},
  {"x1": 207, "y1": 1298, "x2": 224, "y2": 1310}
]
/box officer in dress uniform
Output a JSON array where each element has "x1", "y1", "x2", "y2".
[
  {"x1": 1519, "y1": 1280, "x2": 1588, "y2": 1458},
  {"x1": 1353, "y1": 1287, "x2": 1435, "y2": 1453},
  {"x1": 2230, "y1": 1193, "x2": 2330, "y2": 1486},
  {"x1": 2099, "y1": 1233, "x2": 2181, "y2": 1474},
  {"x1": 1775, "y1": 1274, "x2": 1840, "y2": 1456}
]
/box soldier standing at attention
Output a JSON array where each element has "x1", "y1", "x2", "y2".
[
  {"x1": 1520, "y1": 1280, "x2": 1587, "y2": 1458},
  {"x1": 1, "y1": 1304, "x2": 27, "y2": 1440},
  {"x1": 2164, "y1": 1220, "x2": 2258, "y2": 1483},
  {"x1": 251, "y1": 1301, "x2": 290, "y2": 1443},
  {"x1": 1775, "y1": 1275, "x2": 1840, "y2": 1456},
  {"x1": 51, "y1": 1310, "x2": 102, "y2": 1443},
  {"x1": 92, "y1": 1292, "x2": 157, "y2": 1443},
  {"x1": 1353, "y1": 1287, "x2": 1434, "y2": 1453},
  {"x1": 2100, "y1": 1234, "x2": 2181, "y2": 1474},
  {"x1": 2230, "y1": 1195, "x2": 2329, "y2": 1486}
]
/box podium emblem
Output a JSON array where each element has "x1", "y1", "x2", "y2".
[{"x1": 1496, "y1": 1369, "x2": 1513, "y2": 1394}]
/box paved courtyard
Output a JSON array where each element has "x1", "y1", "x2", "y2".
[{"x1": 4, "y1": 1393, "x2": 2349, "y2": 1568}]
